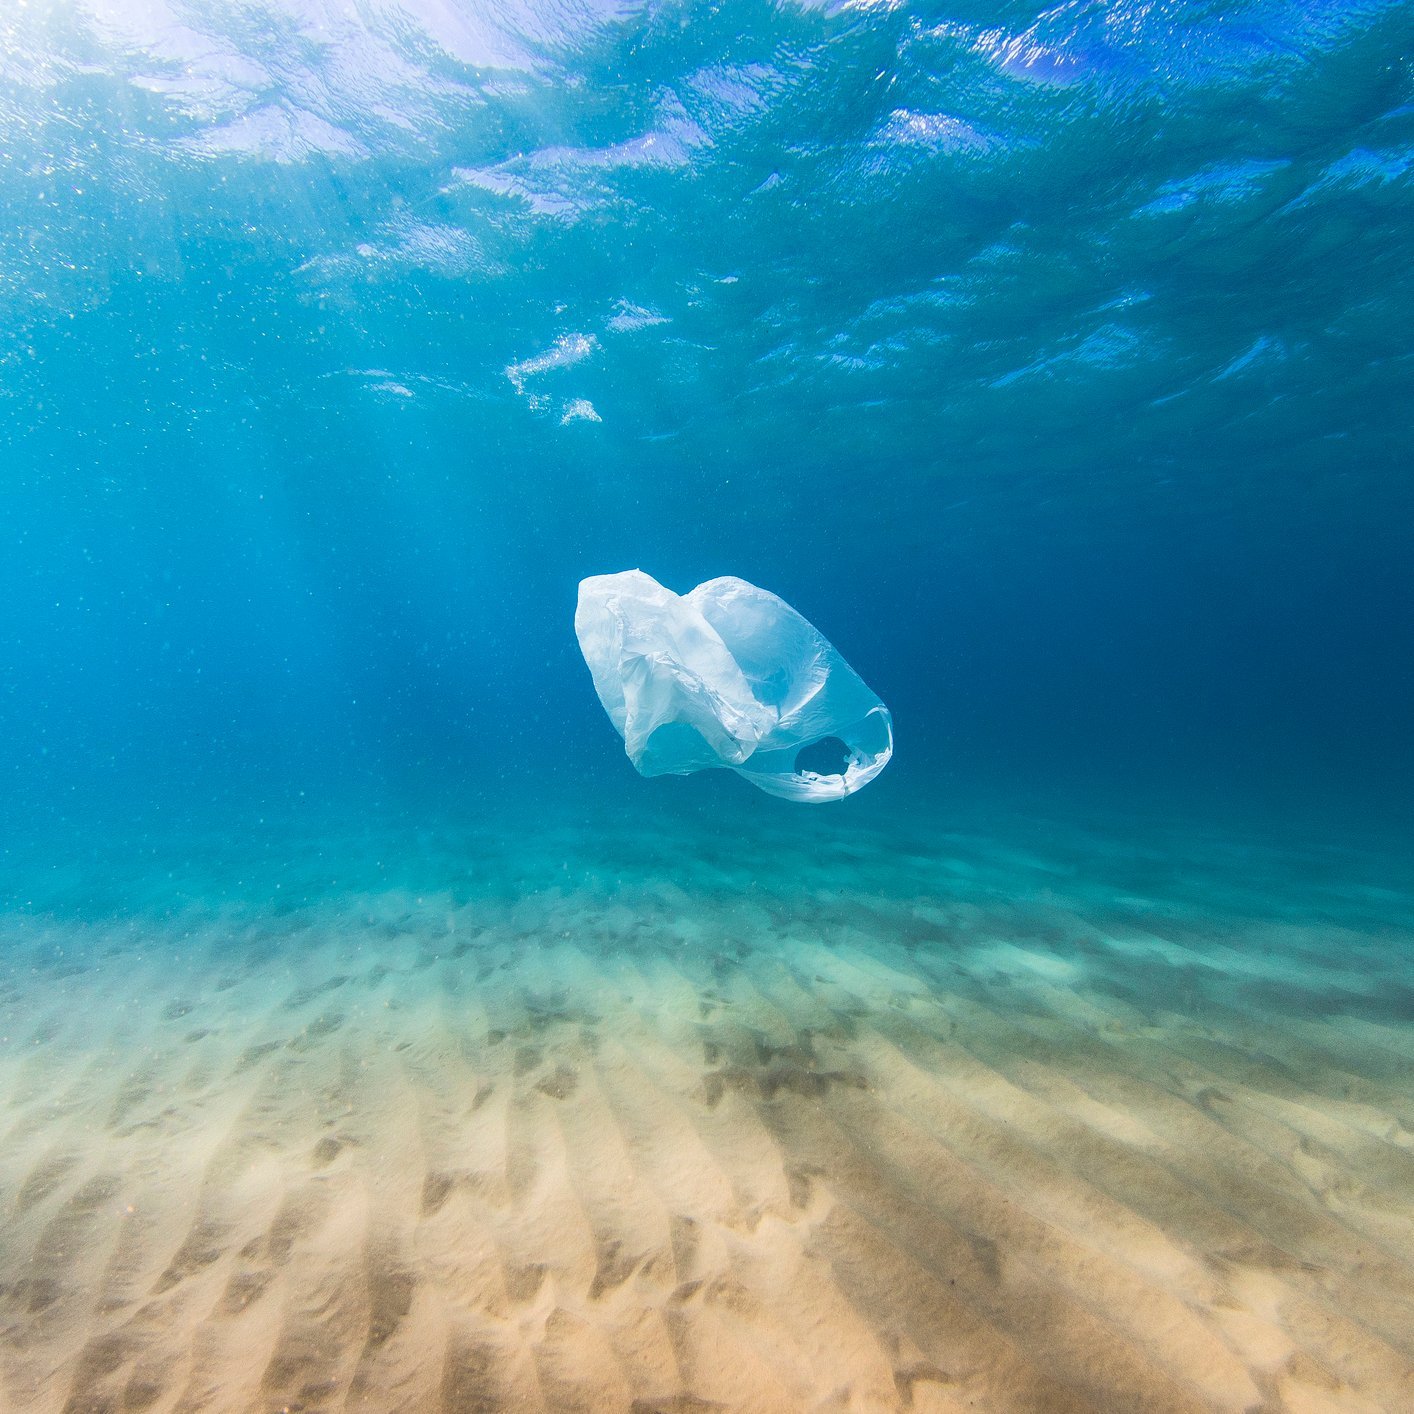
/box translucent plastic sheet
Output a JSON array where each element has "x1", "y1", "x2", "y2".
[{"x1": 575, "y1": 570, "x2": 893, "y2": 802}]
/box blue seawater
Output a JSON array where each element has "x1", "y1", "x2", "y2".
[
  {"x1": 3, "y1": 0, "x2": 1412, "y2": 831},
  {"x1": 0, "y1": 4, "x2": 1412, "y2": 1411}
]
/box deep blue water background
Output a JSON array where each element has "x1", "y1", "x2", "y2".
[{"x1": 2, "y1": 0, "x2": 1412, "y2": 854}]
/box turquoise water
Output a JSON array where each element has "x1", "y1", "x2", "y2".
[
  {"x1": 1, "y1": 3, "x2": 1412, "y2": 1411},
  {"x1": 3, "y1": 0, "x2": 1413, "y2": 826}
]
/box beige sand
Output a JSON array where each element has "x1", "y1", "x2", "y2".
[{"x1": 0, "y1": 816, "x2": 1411, "y2": 1412}]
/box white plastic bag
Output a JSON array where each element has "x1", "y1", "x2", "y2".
[{"x1": 575, "y1": 570, "x2": 893, "y2": 802}]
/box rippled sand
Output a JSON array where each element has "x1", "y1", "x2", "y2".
[{"x1": 1, "y1": 805, "x2": 1411, "y2": 1412}]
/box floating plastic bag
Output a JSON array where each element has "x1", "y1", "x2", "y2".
[{"x1": 575, "y1": 570, "x2": 893, "y2": 802}]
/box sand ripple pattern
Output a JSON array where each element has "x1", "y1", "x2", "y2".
[{"x1": 0, "y1": 811, "x2": 1411, "y2": 1412}]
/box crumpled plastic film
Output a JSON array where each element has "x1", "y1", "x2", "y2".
[{"x1": 575, "y1": 570, "x2": 893, "y2": 802}]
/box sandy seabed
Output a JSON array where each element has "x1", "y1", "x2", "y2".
[{"x1": 0, "y1": 802, "x2": 1411, "y2": 1413}]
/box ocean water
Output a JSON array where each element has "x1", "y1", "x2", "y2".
[{"x1": 2, "y1": 2, "x2": 1413, "y2": 1411}]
